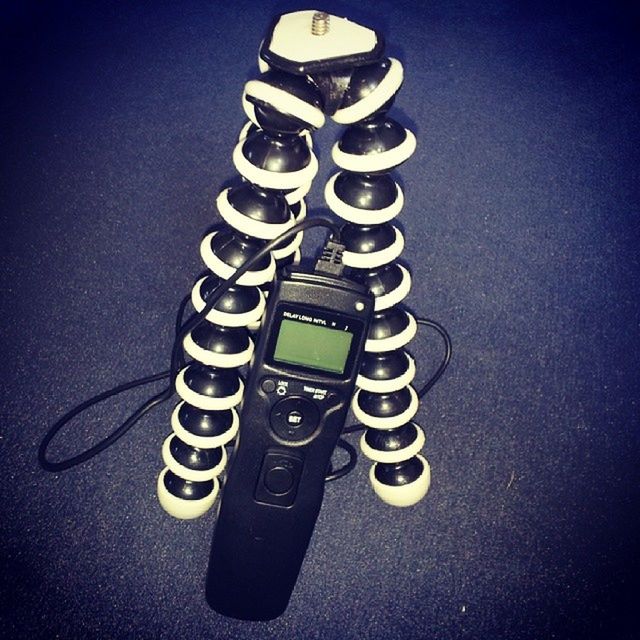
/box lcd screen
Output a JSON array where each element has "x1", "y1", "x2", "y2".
[{"x1": 272, "y1": 319, "x2": 354, "y2": 374}]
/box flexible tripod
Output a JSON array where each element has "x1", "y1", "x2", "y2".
[{"x1": 157, "y1": 10, "x2": 431, "y2": 519}]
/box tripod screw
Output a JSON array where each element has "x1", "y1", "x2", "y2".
[{"x1": 311, "y1": 11, "x2": 330, "y2": 36}]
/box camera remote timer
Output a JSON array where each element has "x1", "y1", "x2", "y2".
[{"x1": 205, "y1": 269, "x2": 374, "y2": 620}]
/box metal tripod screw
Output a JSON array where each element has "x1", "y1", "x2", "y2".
[{"x1": 311, "y1": 11, "x2": 330, "y2": 36}]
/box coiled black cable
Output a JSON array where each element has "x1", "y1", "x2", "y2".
[{"x1": 38, "y1": 215, "x2": 451, "y2": 483}]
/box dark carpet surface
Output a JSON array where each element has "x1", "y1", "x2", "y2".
[{"x1": 1, "y1": 1, "x2": 639, "y2": 638}]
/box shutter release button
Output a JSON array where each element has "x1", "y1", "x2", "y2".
[{"x1": 264, "y1": 466, "x2": 294, "y2": 495}]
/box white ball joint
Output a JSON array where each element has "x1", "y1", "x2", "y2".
[
  {"x1": 158, "y1": 204, "x2": 282, "y2": 519},
  {"x1": 157, "y1": 364, "x2": 244, "y2": 519},
  {"x1": 369, "y1": 455, "x2": 431, "y2": 507},
  {"x1": 157, "y1": 468, "x2": 220, "y2": 520},
  {"x1": 352, "y1": 386, "x2": 431, "y2": 506},
  {"x1": 360, "y1": 421, "x2": 431, "y2": 507},
  {"x1": 157, "y1": 231, "x2": 278, "y2": 519}
]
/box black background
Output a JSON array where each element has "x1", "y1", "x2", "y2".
[{"x1": 1, "y1": 1, "x2": 639, "y2": 638}]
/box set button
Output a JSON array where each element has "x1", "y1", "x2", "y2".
[{"x1": 286, "y1": 410, "x2": 303, "y2": 426}]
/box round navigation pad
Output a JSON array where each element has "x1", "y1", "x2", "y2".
[{"x1": 270, "y1": 395, "x2": 321, "y2": 442}]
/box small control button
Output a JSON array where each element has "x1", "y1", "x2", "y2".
[
  {"x1": 261, "y1": 379, "x2": 276, "y2": 393},
  {"x1": 286, "y1": 410, "x2": 303, "y2": 426},
  {"x1": 270, "y1": 396, "x2": 321, "y2": 442},
  {"x1": 264, "y1": 466, "x2": 294, "y2": 495}
]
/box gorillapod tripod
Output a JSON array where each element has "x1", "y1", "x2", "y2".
[
  {"x1": 38, "y1": 9, "x2": 451, "y2": 621},
  {"x1": 159, "y1": 9, "x2": 433, "y2": 521}
]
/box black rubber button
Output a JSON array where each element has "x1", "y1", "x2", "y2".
[
  {"x1": 264, "y1": 466, "x2": 294, "y2": 495},
  {"x1": 261, "y1": 378, "x2": 276, "y2": 393},
  {"x1": 286, "y1": 410, "x2": 303, "y2": 426},
  {"x1": 254, "y1": 451, "x2": 304, "y2": 507}
]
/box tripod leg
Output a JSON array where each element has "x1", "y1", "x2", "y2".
[
  {"x1": 158, "y1": 68, "x2": 324, "y2": 518},
  {"x1": 326, "y1": 57, "x2": 431, "y2": 506}
]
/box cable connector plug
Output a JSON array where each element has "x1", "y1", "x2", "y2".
[{"x1": 314, "y1": 239, "x2": 346, "y2": 277}]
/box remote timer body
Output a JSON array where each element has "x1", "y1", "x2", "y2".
[{"x1": 206, "y1": 269, "x2": 374, "y2": 620}]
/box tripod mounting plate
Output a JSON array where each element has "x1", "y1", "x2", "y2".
[{"x1": 260, "y1": 10, "x2": 385, "y2": 76}]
